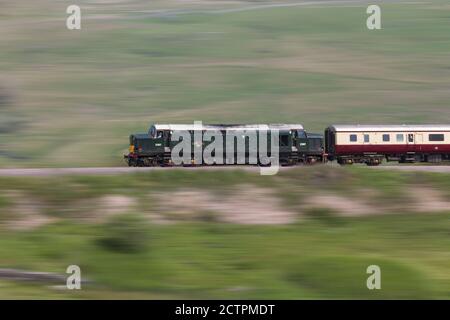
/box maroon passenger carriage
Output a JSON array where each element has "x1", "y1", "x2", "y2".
[{"x1": 325, "y1": 125, "x2": 450, "y2": 165}]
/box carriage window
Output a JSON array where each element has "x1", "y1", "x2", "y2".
[
  {"x1": 382, "y1": 134, "x2": 390, "y2": 142},
  {"x1": 349, "y1": 134, "x2": 357, "y2": 142},
  {"x1": 429, "y1": 134, "x2": 444, "y2": 142},
  {"x1": 364, "y1": 134, "x2": 370, "y2": 143},
  {"x1": 408, "y1": 134, "x2": 414, "y2": 143},
  {"x1": 396, "y1": 134, "x2": 404, "y2": 142}
]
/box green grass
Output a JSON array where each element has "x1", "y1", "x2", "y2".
[{"x1": 0, "y1": 213, "x2": 448, "y2": 299}]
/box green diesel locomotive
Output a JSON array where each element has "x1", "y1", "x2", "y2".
[{"x1": 125, "y1": 124, "x2": 324, "y2": 167}]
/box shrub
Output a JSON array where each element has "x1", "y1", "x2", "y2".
[
  {"x1": 304, "y1": 207, "x2": 346, "y2": 226},
  {"x1": 98, "y1": 214, "x2": 151, "y2": 254}
]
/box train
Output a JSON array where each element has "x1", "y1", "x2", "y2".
[{"x1": 125, "y1": 123, "x2": 450, "y2": 167}]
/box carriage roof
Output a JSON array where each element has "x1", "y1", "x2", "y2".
[{"x1": 328, "y1": 124, "x2": 450, "y2": 132}]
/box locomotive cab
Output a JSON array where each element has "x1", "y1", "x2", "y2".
[
  {"x1": 125, "y1": 133, "x2": 162, "y2": 166},
  {"x1": 306, "y1": 133, "x2": 324, "y2": 154},
  {"x1": 129, "y1": 134, "x2": 153, "y2": 155},
  {"x1": 305, "y1": 133, "x2": 325, "y2": 163},
  {"x1": 296, "y1": 130, "x2": 308, "y2": 153},
  {"x1": 294, "y1": 131, "x2": 324, "y2": 163}
]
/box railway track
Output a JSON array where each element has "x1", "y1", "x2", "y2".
[{"x1": 0, "y1": 166, "x2": 267, "y2": 177}]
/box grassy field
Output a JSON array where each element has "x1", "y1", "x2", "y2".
[
  {"x1": 0, "y1": 167, "x2": 449, "y2": 299},
  {"x1": 1, "y1": 0, "x2": 450, "y2": 167}
]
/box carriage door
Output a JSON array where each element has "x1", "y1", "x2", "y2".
[
  {"x1": 415, "y1": 133, "x2": 423, "y2": 152},
  {"x1": 363, "y1": 132, "x2": 370, "y2": 153},
  {"x1": 406, "y1": 133, "x2": 415, "y2": 152}
]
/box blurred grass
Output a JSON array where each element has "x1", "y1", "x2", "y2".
[
  {"x1": 0, "y1": 214, "x2": 448, "y2": 299},
  {"x1": 0, "y1": 168, "x2": 449, "y2": 298},
  {"x1": 1, "y1": 0, "x2": 450, "y2": 167}
]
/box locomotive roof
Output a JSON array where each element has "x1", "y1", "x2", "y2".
[
  {"x1": 151, "y1": 124, "x2": 304, "y2": 131},
  {"x1": 306, "y1": 133, "x2": 324, "y2": 138},
  {"x1": 329, "y1": 124, "x2": 450, "y2": 132}
]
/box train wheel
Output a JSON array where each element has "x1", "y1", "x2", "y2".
[
  {"x1": 338, "y1": 158, "x2": 353, "y2": 165},
  {"x1": 366, "y1": 158, "x2": 382, "y2": 166},
  {"x1": 128, "y1": 159, "x2": 137, "y2": 167}
]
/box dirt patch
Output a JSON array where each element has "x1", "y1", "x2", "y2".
[
  {"x1": 99, "y1": 195, "x2": 135, "y2": 217},
  {"x1": 2, "y1": 191, "x2": 56, "y2": 231},
  {"x1": 156, "y1": 185, "x2": 295, "y2": 224},
  {"x1": 213, "y1": 186, "x2": 295, "y2": 224},
  {"x1": 155, "y1": 184, "x2": 450, "y2": 223},
  {"x1": 74, "y1": 195, "x2": 135, "y2": 223},
  {"x1": 304, "y1": 186, "x2": 450, "y2": 216},
  {"x1": 408, "y1": 187, "x2": 450, "y2": 213}
]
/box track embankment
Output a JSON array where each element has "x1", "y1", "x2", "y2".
[{"x1": 0, "y1": 165, "x2": 450, "y2": 177}]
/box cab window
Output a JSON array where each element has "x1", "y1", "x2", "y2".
[
  {"x1": 279, "y1": 135, "x2": 289, "y2": 147},
  {"x1": 298, "y1": 131, "x2": 307, "y2": 139},
  {"x1": 149, "y1": 126, "x2": 156, "y2": 138},
  {"x1": 163, "y1": 130, "x2": 171, "y2": 144}
]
